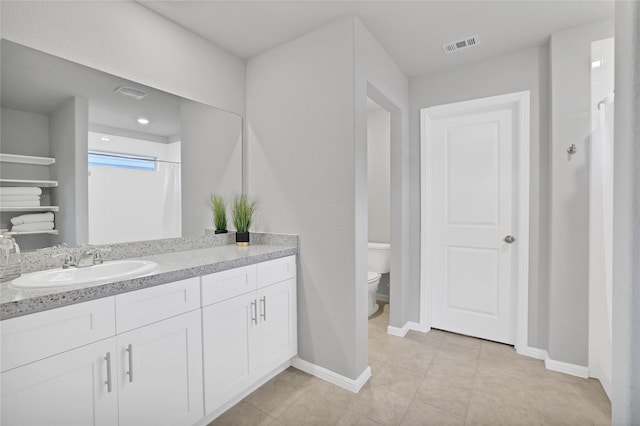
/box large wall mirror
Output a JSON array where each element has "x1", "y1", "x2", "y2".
[{"x1": 1, "y1": 40, "x2": 242, "y2": 251}]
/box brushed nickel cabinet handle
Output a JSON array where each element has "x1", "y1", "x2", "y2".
[
  {"x1": 251, "y1": 300, "x2": 258, "y2": 325},
  {"x1": 260, "y1": 296, "x2": 267, "y2": 321},
  {"x1": 104, "y1": 352, "x2": 113, "y2": 393},
  {"x1": 126, "y1": 344, "x2": 134, "y2": 383}
]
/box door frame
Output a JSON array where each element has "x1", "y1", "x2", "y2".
[{"x1": 419, "y1": 91, "x2": 530, "y2": 353}]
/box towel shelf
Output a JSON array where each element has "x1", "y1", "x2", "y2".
[
  {"x1": 0, "y1": 154, "x2": 55, "y2": 166},
  {"x1": 0, "y1": 206, "x2": 59, "y2": 213},
  {"x1": 0, "y1": 179, "x2": 58, "y2": 188},
  {"x1": 8, "y1": 230, "x2": 59, "y2": 236}
]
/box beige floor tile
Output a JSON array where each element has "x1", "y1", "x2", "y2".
[
  {"x1": 336, "y1": 410, "x2": 384, "y2": 426},
  {"x1": 437, "y1": 341, "x2": 481, "y2": 364},
  {"x1": 243, "y1": 376, "x2": 306, "y2": 417},
  {"x1": 466, "y1": 392, "x2": 532, "y2": 426},
  {"x1": 414, "y1": 375, "x2": 472, "y2": 418},
  {"x1": 400, "y1": 399, "x2": 466, "y2": 426},
  {"x1": 277, "y1": 393, "x2": 348, "y2": 426},
  {"x1": 208, "y1": 401, "x2": 274, "y2": 426},
  {"x1": 370, "y1": 363, "x2": 423, "y2": 398},
  {"x1": 348, "y1": 384, "x2": 412, "y2": 425},
  {"x1": 425, "y1": 356, "x2": 477, "y2": 388},
  {"x1": 473, "y1": 369, "x2": 526, "y2": 398}
]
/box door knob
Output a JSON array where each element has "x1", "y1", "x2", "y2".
[{"x1": 504, "y1": 235, "x2": 516, "y2": 244}]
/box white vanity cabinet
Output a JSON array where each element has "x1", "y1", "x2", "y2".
[
  {"x1": 115, "y1": 278, "x2": 204, "y2": 426},
  {"x1": 201, "y1": 255, "x2": 297, "y2": 415},
  {"x1": 0, "y1": 254, "x2": 297, "y2": 426},
  {"x1": 1, "y1": 298, "x2": 118, "y2": 426}
]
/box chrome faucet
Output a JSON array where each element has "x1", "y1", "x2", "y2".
[{"x1": 53, "y1": 246, "x2": 111, "y2": 268}]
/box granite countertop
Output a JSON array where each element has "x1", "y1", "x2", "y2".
[{"x1": 1, "y1": 244, "x2": 297, "y2": 320}]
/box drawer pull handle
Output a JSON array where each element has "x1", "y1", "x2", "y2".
[
  {"x1": 251, "y1": 300, "x2": 258, "y2": 325},
  {"x1": 126, "y1": 344, "x2": 134, "y2": 383},
  {"x1": 260, "y1": 296, "x2": 267, "y2": 321},
  {"x1": 104, "y1": 352, "x2": 113, "y2": 393}
]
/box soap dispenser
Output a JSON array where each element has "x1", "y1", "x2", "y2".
[{"x1": 0, "y1": 230, "x2": 22, "y2": 283}]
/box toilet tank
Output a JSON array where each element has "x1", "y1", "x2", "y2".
[{"x1": 368, "y1": 242, "x2": 390, "y2": 274}]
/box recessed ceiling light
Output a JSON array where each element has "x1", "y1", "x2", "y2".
[
  {"x1": 100, "y1": 136, "x2": 110, "y2": 142},
  {"x1": 137, "y1": 117, "x2": 150, "y2": 125},
  {"x1": 592, "y1": 59, "x2": 602, "y2": 68}
]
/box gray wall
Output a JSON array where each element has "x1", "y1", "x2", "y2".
[
  {"x1": 1, "y1": 1, "x2": 246, "y2": 116},
  {"x1": 409, "y1": 45, "x2": 550, "y2": 350},
  {"x1": 50, "y1": 97, "x2": 89, "y2": 246},
  {"x1": 548, "y1": 19, "x2": 614, "y2": 366},
  {"x1": 367, "y1": 106, "x2": 391, "y2": 244},
  {"x1": 247, "y1": 16, "x2": 410, "y2": 380},
  {"x1": 180, "y1": 101, "x2": 242, "y2": 236},
  {"x1": 247, "y1": 17, "x2": 360, "y2": 379},
  {"x1": 612, "y1": 1, "x2": 640, "y2": 423}
]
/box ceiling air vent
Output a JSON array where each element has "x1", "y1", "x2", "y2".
[
  {"x1": 443, "y1": 35, "x2": 480, "y2": 54},
  {"x1": 114, "y1": 86, "x2": 148, "y2": 100}
]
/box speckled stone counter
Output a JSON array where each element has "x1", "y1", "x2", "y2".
[{"x1": 1, "y1": 243, "x2": 297, "y2": 320}]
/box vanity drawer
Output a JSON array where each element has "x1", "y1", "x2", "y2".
[
  {"x1": 1, "y1": 297, "x2": 116, "y2": 372},
  {"x1": 115, "y1": 277, "x2": 200, "y2": 333},
  {"x1": 257, "y1": 255, "x2": 296, "y2": 289},
  {"x1": 201, "y1": 264, "x2": 257, "y2": 307}
]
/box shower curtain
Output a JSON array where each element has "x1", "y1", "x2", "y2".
[
  {"x1": 160, "y1": 161, "x2": 182, "y2": 239},
  {"x1": 589, "y1": 99, "x2": 614, "y2": 398}
]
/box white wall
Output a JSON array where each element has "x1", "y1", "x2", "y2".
[
  {"x1": 367, "y1": 104, "x2": 391, "y2": 244},
  {"x1": 87, "y1": 132, "x2": 181, "y2": 244},
  {"x1": 1, "y1": 1, "x2": 245, "y2": 116},
  {"x1": 548, "y1": 19, "x2": 614, "y2": 367},
  {"x1": 612, "y1": 1, "x2": 640, "y2": 423},
  {"x1": 409, "y1": 45, "x2": 550, "y2": 349}
]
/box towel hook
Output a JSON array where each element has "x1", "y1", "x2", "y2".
[{"x1": 567, "y1": 144, "x2": 577, "y2": 155}]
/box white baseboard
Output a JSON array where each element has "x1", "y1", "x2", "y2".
[
  {"x1": 545, "y1": 357, "x2": 589, "y2": 378},
  {"x1": 194, "y1": 360, "x2": 290, "y2": 426},
  {"x1": 387, "y1": 321, "x2": 429, "y2": 337},
  {"x1": 291, "y1": 357, "x2": 371, "y2": 393},
  {"x1": 520, "y1": 347, "x2": 589, "y2": 379}
]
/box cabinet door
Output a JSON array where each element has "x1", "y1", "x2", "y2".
[
  {"x1": 202, "y1": 291, "x2": 254, "y2": 415},
  {"x1": 117, "y1": 309, "x2": 203, "y2": 426},
  {"x1": 1, "y1": 338, "x2": 118, "y2": 426},
  {"x1": 252, "y1": 278, "x2": 297, "y2": 377}
]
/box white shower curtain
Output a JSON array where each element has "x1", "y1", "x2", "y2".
[
  {"x1": 589, "y1": 99, "x2": 614, "y2": 398},
  {"x1": 160, "y1": 162, "x2": 182, "y2": 239}
]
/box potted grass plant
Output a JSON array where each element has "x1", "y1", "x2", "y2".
[
  {"x1": 208, "y1": 194, "x2": 228, "y2": 234},
  {"x1": 232, "y1": 195, "x2": 257, "y2": 246}
]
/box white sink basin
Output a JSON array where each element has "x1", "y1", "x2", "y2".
[{"x1": 11, "y1": 260, "x2": 158, "y2": 289}]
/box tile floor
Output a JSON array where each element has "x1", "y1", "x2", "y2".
[{"x1": 210, "y1": 301, "x2": 611, "y2": 425}]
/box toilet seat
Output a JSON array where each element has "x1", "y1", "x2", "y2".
[{"x1": 367, "y1": 271, "x2": 380, "y2": 283}]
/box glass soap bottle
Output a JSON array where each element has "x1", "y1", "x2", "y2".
[{"x1": 0, "y1": 231, "x2": 22, "y2": 283}]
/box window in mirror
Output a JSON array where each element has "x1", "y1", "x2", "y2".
[{"x1": 87, "y1": 132, "x2": 181, "y2": 245}]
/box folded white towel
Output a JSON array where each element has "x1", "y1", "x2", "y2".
[
  {"x1": 0, "y1": 195, "x2": 41, "y2": 202},
  {"x1": 0, "y1": 187, "x2": 42, "y2": 196},
  {"x1": 10, "y1": 212, "x2": 55, "y2": 226},
  {"x1": 0, "y1": 201, "x2": 41, "y2": 208},
  {"x1": 11, "y1": 222, "x2": 55, "y2": 232}
]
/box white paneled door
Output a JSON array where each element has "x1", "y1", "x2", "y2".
[{"x1": 426, "y1": 101, "x2": 519, "y2": 345}]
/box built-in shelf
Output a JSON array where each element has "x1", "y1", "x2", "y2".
[
  {"x1": 0, "y1": 206, "x2": 59, "y2": 213},
  {"x1": 8, "y1": 230, "x2": 59, "y2": 236},
  {"x1": 0, "y1": 153, "x2": 55, "y2": 166},
  {"x1": 0, "y1": 179, "x2": 58, "y2": 188}
]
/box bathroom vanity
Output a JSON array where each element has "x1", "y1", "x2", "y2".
[{"x1": 0, "y1": 242, "x2": 297, "y2": 426}]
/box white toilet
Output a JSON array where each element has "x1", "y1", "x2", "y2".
[{"x1": 367, "y1": 242, "x2": 390, "y2": 316}]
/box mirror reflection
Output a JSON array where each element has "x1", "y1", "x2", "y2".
[{"x1": 1, "y1": 40, "x2": 243, "y2": 250}]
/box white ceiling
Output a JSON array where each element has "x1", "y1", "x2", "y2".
[{"x1": 140, "y1": 0, "x2": 614, "y2": 77}]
